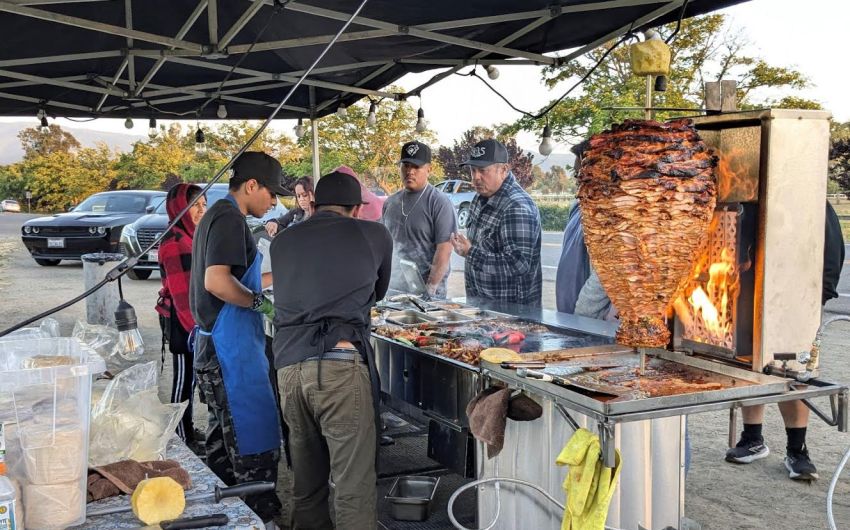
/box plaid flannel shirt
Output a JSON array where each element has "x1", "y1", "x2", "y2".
[
  {"x1": 464, "y1": 173, "x2": 542, "y2": 306},
  {"x1": 157, "y1": 227, "x2": 196, "y2": 333}
]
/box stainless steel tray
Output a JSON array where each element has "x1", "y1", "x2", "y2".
[{"x1": 385, "y1": 310, "x2": 439, "y2": 326}]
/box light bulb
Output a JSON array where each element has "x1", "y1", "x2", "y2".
[
  {"x1": 539, "y1": 125, "x2": 553, "y2": 156},
  {"x1": 294, "y1": 118, "x2": 306, "y2": 138},
  {"x1": 415, "y1": 108, "x2": 427, "y2": 133},
  {"x1": 36, "y1": 108, "x2": 45, "y2": 120},
  {"x1": 114, "y1": 299, "x2": 144, "y2": 362},
  {"x1": 366, "y1": 101, "x2": 377, "y2": 126},
  {"x1": 39, "y1": 116, "x2": 49, "y2": 134},
  {"x1": 486, "y1": 65, "x2": 500, "y2": 80},
  {"x1": 195, "y1": 127, "x2": 206, "y2": 154},
  {"x1": 148, "y1": 117, "x2": 157, "y2": 138},
  {"x1": 337, "y1": 104, "x2": 347, "y2": 117},
  {"x1": 124, "y1": 117, "x2": 134, "y2": 129},
  {"x1": 216, "y1": 103, "x2": 228, "y2": 119}
]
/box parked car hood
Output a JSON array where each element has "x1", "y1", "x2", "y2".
[{"x1": 24, "y1": 211, "x2": 145, "y2": 227}]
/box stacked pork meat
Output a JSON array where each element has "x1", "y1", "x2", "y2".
[{"x1": 578, "y1": 118, "x2": 717, "y2": 347}]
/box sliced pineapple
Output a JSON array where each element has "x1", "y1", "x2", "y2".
[{"x1": 130, "y1": 476, "x2": 186, "y2": 525}]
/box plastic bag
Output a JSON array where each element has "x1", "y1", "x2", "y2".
[
  {"x1": 88, "y1": 362, "x2": 187, "y2": 467},
  {"x1": 72, "y1": 320, "x2": 142, "y2": 375},
  {"x1": 2, "y1": 317, "x2": 61, "y2": 341}
]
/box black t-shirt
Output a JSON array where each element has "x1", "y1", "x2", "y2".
[
  {"x1": 823, "y1": 201, "x2": 845, "y2": 304},
  {"x1": 269, "y1": 210, "x2": 393, "y2": 369},
  {"x1": 189, "y1": 197, "x2": 257, "y2": 331}
]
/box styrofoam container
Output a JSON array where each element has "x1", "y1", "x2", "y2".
[{"x1": 0, "y1": 338, "x2": 105, "y2": 529}]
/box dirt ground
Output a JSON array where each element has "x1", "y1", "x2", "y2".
[{"x1": 2, "y1": 214, "x2": 850, "y2": 529}]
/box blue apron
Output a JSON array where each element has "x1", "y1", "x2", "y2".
[{"x1": 198, "y1": 197, "x2": 281, "y2": 456}]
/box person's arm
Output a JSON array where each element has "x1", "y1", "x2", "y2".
[
  {"x1": 205, "y1": 265, "x2": 254, "y2": 307},
  {"x1": 262, "y1": 271, "x2": 273, "y2": 289},
  {"x1": 464, "y1": 204, "x2": 540, "y2": 277},
  {"x1": 426, "y1": 242, "x2": 453, "y2": 294}
]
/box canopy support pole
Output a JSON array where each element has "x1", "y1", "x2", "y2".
[{"x1": 310, "y1": 86, "x2": 320, "y2": 179}]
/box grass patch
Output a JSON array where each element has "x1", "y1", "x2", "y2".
[
  {"x1": 841, "y1": 221, "x2": 850, "y2": 241},
  {"x1": 830, "y1": 201, "x2": 850, "y2": 216}
]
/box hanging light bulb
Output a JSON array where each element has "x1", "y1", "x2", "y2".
[
  {"x1": 36, "y1": 108, "x2": 45, "y2": 121},
  {"x1": 415, "y1": 107, "x2": 427, "y2": 133},
  {"x1": 294, "y1": 118, "x2": 306, "y2": 139},
  {"x1": 336, "y1": 104, "x2": 347, "y2": 117},
  {"x1": 39, "y1": 116, "x2": 49, "y2": 134},
  {"x1": 485, "y1": 65, "x2": 500, "y2": 80},
  {"x1": 366, "y1": 101, "x2": 377, "y2": 126},
  {"x1": 114, "y1": 299, "x2": 144, "y2": 362},
  {"x1": 124, "y1": 117, "x2": 134, "y2": 129},
  {"x1": 148, "y1": 117, "x2": 157, "y2": 138},
  {"x1": 195, "y1": 126, "x2": 206, "y2": 155},
  {"x1": 538, "y1": 124, "x2": 554, "y2": 156},
  {"x1": 216, "y1": 102, "x2": 228, "y2": 119}
]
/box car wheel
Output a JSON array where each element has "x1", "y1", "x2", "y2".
[
  {"x1": 457, "y1": 205, "x2": 470, "y2": 229},
  {"x1": 34, "y1": 258, "x2": 61, "y2": 266},
  {"x1": 127, "y1": 268, "x2": 152, "y2": 280}
]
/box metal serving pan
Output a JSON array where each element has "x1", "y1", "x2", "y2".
[{"x1": 385, "y1": 310, "x2": 439, "y2": 326}]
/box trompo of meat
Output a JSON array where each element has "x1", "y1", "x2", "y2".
[{"x1": 578, "y1": 118, "x2": 717, "y2": 347}]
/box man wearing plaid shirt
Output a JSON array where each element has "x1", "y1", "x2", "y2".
[{"x1": 450, "y1": 139, "x2": 542, "y2": 307}]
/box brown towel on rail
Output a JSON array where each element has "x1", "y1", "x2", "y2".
[
  {"x1": 466, "y1": 387, "x2": 512, "y2": 459},
  {"x1": 87, "y1": 459, "x2": 192, "y2": 502}
]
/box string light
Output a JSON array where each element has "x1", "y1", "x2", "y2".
[
  {"x1": 148, "y1": 117, "x2": 157, "y2": 138},
  {"x1": 485, "y1": 65, "x2": 500, "y2": 80},
  {"x1": 538, "y1": 123, "x2": 553, "y2": 156},
  {"x1": 366, "y1": 101, "x2": 377, "y2": 126},
  {"x1": 194, "y1": 125, "x2": 206, "y2": 155},
  {"x1": 336, "y1": 104, "x2": 347, "y2": 117},
  {"x1": 415, "y1": 107, "x2": 427, "y2": 133},
  {"x1": 216, "y1": 102, "x2": 228, "y2": 119},
  {"x1": 39, "y1": 116, "x2": 49, "y2": 134},
  {"x1": 124, "y1": 117, "x2": 134, "y2": 129},
  {"x1": 294, "y1": 118, "x2": 306, "y2": 138},
  {"x1": 36, "y1": 108, "x2": 45, "y2": 121}
]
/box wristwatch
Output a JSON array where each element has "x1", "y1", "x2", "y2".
[{"x1": 251, "y1": 291, "x2": 265, "y2": 311}]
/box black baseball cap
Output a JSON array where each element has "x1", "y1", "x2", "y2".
[
  {"x1": 461, "y1": 139, "x2": 509, "y2": 168},
  {"x1": 232, "y1": 151, "x2": 290, "y2": 196},
  {"x1": 399, "y1": 141, "x2": 431, "y2": 166},
  {"x1": 314, "y1": 170, "x2": 368, "y2": 207}
]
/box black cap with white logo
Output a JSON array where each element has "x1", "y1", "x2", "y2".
[
  {"x1": 399, "y1": 141, "x2": 431, "y2": 166},
  {"x1": 461, "y1": 139, "x2": 509, "y2": 168}
]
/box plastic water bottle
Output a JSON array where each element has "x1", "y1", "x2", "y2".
[{"x1": 0, "y1": 424, "x2": 20, "y2": 530}]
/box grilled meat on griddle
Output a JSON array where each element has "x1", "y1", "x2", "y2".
[{"x1": 578, "y1": 119, "x2": 717, "y2": 347}]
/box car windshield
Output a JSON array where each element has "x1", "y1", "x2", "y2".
[{"x1": 75, "y1": 193, "x2": 153, "y2": 213}]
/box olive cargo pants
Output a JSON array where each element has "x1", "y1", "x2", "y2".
[{"x1": 278, "y1": 356, "x2": 377, "y2": 530}]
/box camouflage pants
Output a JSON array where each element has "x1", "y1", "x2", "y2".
[{"x1": 196, "y1": 366, "x2": 282, "y2": 522}]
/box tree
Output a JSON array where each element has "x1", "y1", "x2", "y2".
[
  {"x1": 531, "y1": 165, "x2": 575, "y2": 194},
  {"x1": 18, "y1": 125, "x2": 81, "y2": 158},
  {"x1": 830, "y1": 121, "x2": 850, "y2": 193},
  {"x1": 306, "y1": 92, "x2": 438, "y2": 192},
  {"x1": 511, "y1": 14, "x2": 819, "y2": 143},
  {"x1": 436, "y1": 126, "x2": 535, "y2": 188}
]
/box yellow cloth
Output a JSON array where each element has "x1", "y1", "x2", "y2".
[{"x1": 556, "y1": 428, "x2": 622, "y2": 530}]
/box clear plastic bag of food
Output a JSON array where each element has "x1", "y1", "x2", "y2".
[
  {"x1": 89, "y1": 362, "x2": 187, "y2": 466},
  {"x1": 72, "y1": 320, "x2": 142, "y2": 375}
]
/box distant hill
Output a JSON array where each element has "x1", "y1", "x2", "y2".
[
  {"x1": 529, "y1": 151, "x2": 575, "y2": 173},
  {"x1": 0, "y1": 121, "x2": 144, "y2": 164}
]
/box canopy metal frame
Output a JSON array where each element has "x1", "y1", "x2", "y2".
[{"x1": 0, "y1": 0, "x2": 740, "y2": 121}]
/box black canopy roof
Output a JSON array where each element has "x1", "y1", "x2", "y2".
[{"x1": 0, "y1": 0, "x2": 746, "y2": 121}]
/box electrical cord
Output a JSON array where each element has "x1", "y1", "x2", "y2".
[
  {"x1": 665, "y1": 0, "x2": 691, "y2": 44},
  {"x1": 0, "y1": 0, "x2": 372, "y2": 338},
  {"x1": 454, "y1": 31, "x2": 633, "y2": 122}
]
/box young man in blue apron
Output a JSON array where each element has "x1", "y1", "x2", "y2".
[
  {"x1": 270, "y1": 170, "x2": 393, "y2": 529},
  {"x1": 189, "y1": 151, "x2": 286, "y2": 527}
]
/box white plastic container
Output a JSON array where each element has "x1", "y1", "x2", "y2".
[{"x1": 0, "y1": 338, "x2": 105, "y2": 529}]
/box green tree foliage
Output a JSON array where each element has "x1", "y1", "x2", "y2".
[
  {"x1": 830, "y1": 121, "x2": 850, "y2": 193},
  {"x1": 435, "y1": 126, "x2": 535, "y2": 188},
  {"x1": 531, "y1": 165, "x2": 576, "y2": 194},
  {"x1": 512, "y1": 14, "x2": 819, "y2": 143},
  {"x1": 306, "y1": 94, "x2": 437, "y2": 192},
  {"x1": 18, "y1": 124, "x2": 81, "y2": 158}
]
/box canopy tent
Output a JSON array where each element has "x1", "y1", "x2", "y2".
[{"x1": 0, "y1": 0, "x2": 746, "y2": 122}]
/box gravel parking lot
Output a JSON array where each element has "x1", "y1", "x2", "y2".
[{"x1": 2, "y1": 211, "x2": 850, "y2": 529}]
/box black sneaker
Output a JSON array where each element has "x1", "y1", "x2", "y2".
[
  {"x1": 725, "y1": 437, "x2": 770, "y2": 464},
  {"x1": 785, "y1": 446, "x2": 818, "y2": 481}
]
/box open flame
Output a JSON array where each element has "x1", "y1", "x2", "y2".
[{"x1": 674, "y1": 212, "x2": 739, "y2": 349}]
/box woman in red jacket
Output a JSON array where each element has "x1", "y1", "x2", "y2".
[{"x1": 155, "y1": 183, "x2": 206, "y2": 447}]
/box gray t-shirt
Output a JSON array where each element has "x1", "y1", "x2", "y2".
[{"x1": 382, "y1": 183, "x2": 457, "y2": 297}]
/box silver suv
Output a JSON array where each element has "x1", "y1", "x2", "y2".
[{"x1": 435, "y1": 179, "x2": 476, "y2": 229}]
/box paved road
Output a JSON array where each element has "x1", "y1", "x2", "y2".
[{"x1": 450, "y1": 230, "x2": 563, "y2": 282}]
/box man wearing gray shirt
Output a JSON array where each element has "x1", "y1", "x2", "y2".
[{"x1": 382, "y1": 141, "x2": 457, "y2": 298}]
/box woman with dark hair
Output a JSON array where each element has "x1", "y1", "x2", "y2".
[
  {"x1": 265, "y1": 175, "x2": 314, "y2": 236},
  {"x1": 155, "y1": 183, "x2": 207, "y2": 448}
]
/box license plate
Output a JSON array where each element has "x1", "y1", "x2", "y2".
[
  {"x1": 147, "y1": 250, "x2": 158, "y2": 262},
  {"x1": 47, "y1": 238, "x2": 64, "y2": 248}
]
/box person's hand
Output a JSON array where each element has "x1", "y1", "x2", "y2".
[
  {"x1": 450, "y1": 232, "x2": 472, "y2": 257},
  {"x1": 426, "y1": 284, "x2": 438, "y2": 297},
  {"x1": 254, "y1": 295, "x2": 275, "y2": 319},
  {"x1": 265, "y1": 220, "x2": 279, "y2": 237}
]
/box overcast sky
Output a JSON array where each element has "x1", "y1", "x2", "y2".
[{"x1": 2, "y1": 0, "x2": 846, "y2": 155}]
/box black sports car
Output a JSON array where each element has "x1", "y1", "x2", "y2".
[{"x1": 21, "y1": 190, "x2": 166, "y2": 266}]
